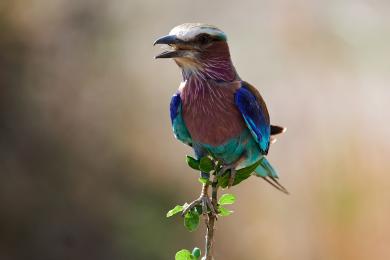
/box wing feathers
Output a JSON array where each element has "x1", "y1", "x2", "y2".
[{"x1": 234, "y1": 82, "x2": 270, "y2": 154}]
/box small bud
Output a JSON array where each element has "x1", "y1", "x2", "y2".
[{"x1": 192, "y1": 247, "x2": 201, "y2": 258}]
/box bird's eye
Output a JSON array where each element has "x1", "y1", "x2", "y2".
[{"x1": 197, "y1": 34, "x2": 212, "y2": 45}]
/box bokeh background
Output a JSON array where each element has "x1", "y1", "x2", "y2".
[{"x1": 1, "y1": 0, "x2": 390, "y2": 259}]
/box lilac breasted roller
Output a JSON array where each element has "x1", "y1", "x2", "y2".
[{"x1": 154, "y1": 23, "x2": 288, "y2": 199}]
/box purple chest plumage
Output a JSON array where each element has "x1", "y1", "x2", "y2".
[{"x1": 180, "y1": 78, "x2": 246, "y2": 146}]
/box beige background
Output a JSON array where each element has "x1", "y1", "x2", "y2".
[{"x1": 1, "y1": 0, "x2": 390, "y2": 259}]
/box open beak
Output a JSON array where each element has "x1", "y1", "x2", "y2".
[
  {"x1": 153, "y1": 35, "x2": 181, "y2": 59},
  {"x1": 153, "y1": 35, "x2": 178, "y2": 45}
]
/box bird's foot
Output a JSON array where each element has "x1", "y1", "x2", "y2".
[
  {"x1": 218, "y1": 165, "x2": 237, "y2": 188},
  {"x1": 182, "y1": 191, "x2": 217, "y2": 217}
]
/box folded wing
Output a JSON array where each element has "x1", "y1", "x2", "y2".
[
  {"x1": 170, "y1": 92, "x2": 192, "y2": 146},
  {"x1": 234, "y1": 82, "x2": 271, "y2": 154}
]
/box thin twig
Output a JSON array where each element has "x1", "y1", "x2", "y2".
[{"x1": 204, "y1": 174, "x2": 218, "y2": 260}]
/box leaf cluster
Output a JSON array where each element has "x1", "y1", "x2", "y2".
[
  {"x1": 171, "y1": 155, "x2": 263, "y2": 259},
  {"x1": 175, "y1": 247, "x2": 201, "y2": 260},
  {"x1": 186, "y1": 155, "x2": 262, "y2": 188},
  {"x1": 166, "y1": 193, "x2": 236, "y2": 231}
]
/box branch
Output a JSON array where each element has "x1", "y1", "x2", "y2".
[
  {"x1": 170, "y1": 155, "x2": 243, "y2": 260},
  {"x1": 204, "y1": 173, "x2": 218, "y2": 260}
]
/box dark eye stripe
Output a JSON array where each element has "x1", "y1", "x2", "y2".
[
  {"x1": 193, "y1": 33, "x2": 222, "y2": 44},
  {"x1": 197, "y1": 34, "x2": 211, "y2": 44}
]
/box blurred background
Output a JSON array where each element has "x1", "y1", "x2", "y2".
[{"x1": 1, "y1": 0, "x2": 390, "y2": 259}]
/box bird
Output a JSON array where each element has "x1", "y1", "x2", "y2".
[{"x1": 154, "y1": 23, "x2": 287, "y2": 213}]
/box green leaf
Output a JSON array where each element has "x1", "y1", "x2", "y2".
[
  {"x1": 218, "y1": 206, "x2": 233, "y2": 217},
  {"x1": 192, "y1": 247, "x2": 201, "y2": 259},
  {"x1": 199, "y1": 157, "x2": 214, "y2": 173},
  {"x1": 166, "y1": 205, "x2": 184, "y2": 217},
  {"x1": 218, "y1": 194, "x2": 236, "y2": 205},
  {"x1": 186, "y1": 156, "x2": 200, "y2": 170},
  {"x1": 198, "y1": 178, "x2": 211, "y2": 185},
  {"x1": 194, "y1": 205, "x2": 203, "y2": 215},
  {"x1": 184, "y1": 210, "x2": 200, "y2": 232},
  {"x1": 236, "y1": 158, "x2": 264, "y2": 176},
  {"x1": 217, "y1": 170, "x2": 230, "y2": 189},
  {"x1": 175, "y1": 249, "x2": 194, "y2": 260},
  {"x1": 217, "y1": 159, "x2": 263, "y2": 188}
]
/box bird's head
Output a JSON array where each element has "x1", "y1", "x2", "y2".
[{"x1": 154, "y1": 23, "x2": 236, "y2": 81}]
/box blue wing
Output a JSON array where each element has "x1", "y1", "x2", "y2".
[
  {"x1": 234, "y1": 82, "x2": 270, "y2": 154},
  {"x1": 170, "y1": 92, "x2": 192, "y2": 146}
]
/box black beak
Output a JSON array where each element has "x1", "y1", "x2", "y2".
[
  {"x1": 154, "y1": 35, "x2": 182, "y2": 59},
  {"x1": 153, "y1": 35, "x2": 178, "y2": 46},
  {"x1": 154, "y1": 50, "x2": 181, "y2": 59}
]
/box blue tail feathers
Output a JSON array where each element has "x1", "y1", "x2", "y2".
[
  {"x1": 254, "y1": 157, "x2": 289, "y2": 194},
  {"x1": 254, "y1": 157, "x2": 278, "y2": 178}
]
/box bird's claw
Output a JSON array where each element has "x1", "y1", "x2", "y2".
[
  {"x1": 228, "y1": 169, "x2": 236, "y2": 187},
  {"x1": 218, "y1": 165, "x2": 237, "y2": 188},
  {"x1": 181, "y1": 195, "x2": 218, "y2": 217}
]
